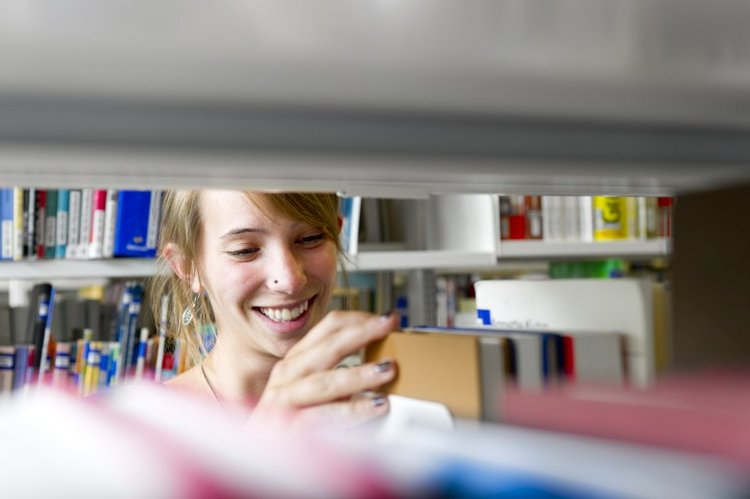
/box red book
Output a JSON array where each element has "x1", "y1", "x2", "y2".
[
  {"x1": 88, "y1": 189, "x2": 107, "y2": 259},
  {"x1": 34, "y1": 190, "x2": 46, "y2": 259}
]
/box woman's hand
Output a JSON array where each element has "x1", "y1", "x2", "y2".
[{"x1": 249, "y1": 310, "x2": 399, "y2": 429}]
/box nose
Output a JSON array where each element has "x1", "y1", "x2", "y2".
[{"x1": 267, "y1": 245, "x2": 307, "y2": 294}]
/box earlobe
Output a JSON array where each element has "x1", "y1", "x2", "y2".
[
  {"x1": 337, "y1": 215, "x2": 343, "y2": 233},
  {"x1": 163, "y1": 243, "x2": 202, "y2": 293}
]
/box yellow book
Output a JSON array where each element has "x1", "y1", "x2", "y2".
[{"x1": 593, "y1": 196, "x2": 628, "y2": 241}]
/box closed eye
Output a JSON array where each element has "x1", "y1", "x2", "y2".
[
  {"x1": 225, "y1": 248, "x2": 259, "y2": 257},
  {"x1": 298, "y1": 233, "x2": 325, "y2": 247}
]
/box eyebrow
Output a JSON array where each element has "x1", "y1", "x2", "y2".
[{"x1": 220, "y1": 227, "x2": 268, "y2": 240}]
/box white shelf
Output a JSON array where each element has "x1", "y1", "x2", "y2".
[
  {"x1": 348, "y1": 251, "x2": 498, "y2": 271},
  {"x1": 0, "y1": 258, "x2": 158, "y2": 280},
  {"x1": 498, "y1": 238, "x2": 671, "y2": 260}
]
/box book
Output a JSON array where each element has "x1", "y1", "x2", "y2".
[
  {"x1": 365, "y1": 329, "x2": 513, "y2": 421},
  {"x1": 23, "y1": 188, "x2": 35, "y2": 259},
  {"x1": 65, "y1": 189, "x2": 81, "y2": 259},
  {"x1": 475, "y1": 278, "x2": 653, "y2": 386},
  {"x1": 44, "y1": 189, "x2": 58, "y2": 259},
  {"x1": 405, "y1": 325, "x2": 561, "y2": 392},
  {"x1": 88, "y1": 189, "x2": 107, "y2": 259},
  {"x1": 0, "y1": 188, "x2": 13, "y2": 260},
  {"x1": 26, "y1": 283, "x2": 53, "y2": 376},
  {"x1": 102, "y1": 188, "x2": 118, "y2": 258},
  {"x1": 77, "y1": 188, "x2": 93, "y2": 259},
  {"x1": 34, "y1": 189, "x2": 46, "y2": 259},
  {"x1": 55, "y1": 189, "x2": 69, "y2": 258},
  {"x1": 0, "y1": 345, "x2": 15, "y2": 393},
  {"x1": 12, "y1": 187, "x2": 23, "y2": 260},
  {"x1": 112, "y1": 190, "x2": 160, "y2": 258}
]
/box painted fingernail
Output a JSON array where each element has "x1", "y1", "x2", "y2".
[
  {"x1": 371, "y1": 394, "x2": 387, "y2": 407},
  {"x1": 374, "y1": 360, "x2": 393, "y2": 373},
  {"x1": 379, "y1": 309, "x2": 394, "y2": 320}
]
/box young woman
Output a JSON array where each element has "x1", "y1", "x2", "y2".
[{"x1": 148, "y1": 189, "x2": 398, "y2": 428}]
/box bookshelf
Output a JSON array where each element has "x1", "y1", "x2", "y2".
[
  {"x1": 498, "y1": 238, "x2": 671, "y2": 260},
  {"x1": 1, "y1": 2, "x2": 750, "y2": 496}
]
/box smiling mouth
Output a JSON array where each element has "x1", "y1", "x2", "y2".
[{"x1": 255, "y1": 298, "x2": 312, "y2": 323}]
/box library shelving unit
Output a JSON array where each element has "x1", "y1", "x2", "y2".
[
  {"x1": 2, "y1": 1, "x2": 750, "y2": 496},
  {"x1": 497, "y1": 238, "x2": 672, "y2": 261}
]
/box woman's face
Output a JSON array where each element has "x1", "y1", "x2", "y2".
[{"x1": 196, "y1": 190, "x2": 338, "y2": 359}]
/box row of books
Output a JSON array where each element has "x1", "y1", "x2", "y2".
[
  {"x1": 0, "y1": 187, "x2": 162, "y2": 261},
  {"x1": 369, "y1": 277, "x2": 666, "y2": 422},
  {"x1": 0, "y1": 281, "x2": 192, "y2": 397},
  {"x1": 499, "y1": 194, "x2": 674, "y2": 242}
]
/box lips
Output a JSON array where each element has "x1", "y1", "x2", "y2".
[{"x1": 254, "y1": 297, "x2": 313, "y2": 324}]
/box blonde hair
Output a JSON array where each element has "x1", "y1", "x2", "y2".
[{"x1": 147, "y1": 190, "x2": 343, "y2": 369}]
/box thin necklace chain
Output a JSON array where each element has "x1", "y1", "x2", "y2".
[{"x1": 200, "y1": 361, "x2": 228, "y2": 412}]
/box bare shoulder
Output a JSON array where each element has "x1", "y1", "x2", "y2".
[{"x1": 164, "y1": 364, "x2": 210, "y2": 396}]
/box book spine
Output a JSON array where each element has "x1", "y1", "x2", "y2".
[
  {"x1": 34, "y1": 190, "x2": 46, "y2": 259},
  {"x1": 66, "y1": 190, "x2": 81, "y2": 259},
  {"x1": 55, "y1": 189, "x2": 69, "y2": 259},
  {"x1": 24, "y1": 188, "x2": 35, "y2": 259},
  {"x1": 52, "y1": 341, "x2": 72, "y2": 388},
  {"x1": 78, "y1": 188, "x2": 93, "y2": 259},
  {"x1": 579, "y1": 196, "x2": 594, "y2": 243},
  {"x1": 12, "y1": 345, "x2": 28, "y2": 391},
  {"x1": 0, "y1": 345, "x2": 15, "y2": 393},
  {"x1": 88, "y1": 189, "x2": 107, "y2": 259},
  {"x1": 13, "y1": 187, "x2": 24, "y2": 260},
  {"x1": 0, "y1": 188, "x2": 13, "y2": 260},
  {"x1": 102, "y1": 189, "x2": 118, "y2": 258},
  {"x1": 146, "y1": 190, "x2": 162, "y2": 252},
  {"x1": 44, "y1": 189, "x2": 58, "y2": 259}
]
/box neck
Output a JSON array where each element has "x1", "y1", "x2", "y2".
[{"x1": 204, "y1": 335, "x2": 278, "y2": 405}]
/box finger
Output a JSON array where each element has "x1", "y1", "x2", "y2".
[
  {"x1": 292, "y1": 392, "x2": 391, "y2": 430},
  {"x1": 272, "y1": 312, "x2": 398, "y2": 383},
  {"x1": 265, "y1": 359, "x2": 396, "y2": 408},
  {"x1": 290, "y1": 310, "x2": 391, "y2": 352}
]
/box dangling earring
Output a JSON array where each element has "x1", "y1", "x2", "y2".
[{"x1": 182, "y1": 293, "x2": 199, "y2": 326}]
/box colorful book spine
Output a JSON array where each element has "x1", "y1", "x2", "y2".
[
  {"x1": 134, "y1": 327, "x2": 149, "y2": 379},
  {"x1": 43, "y1": 189, "x2": 58, "y2": 259},
  {"x1": 113, "y1": 190, "x2": 159, "y2": 257},
  {"x1": 52, "y1": 341, "x2": 72, "y2": 389},
  {"x1": 0, "y1": 188, "x2": 13, "y2": 260},
  {"x1": 78, "y1": 188, "x2": 93, "y2": 259},
  {"x1": 37, "y1": 287, "x2": 56, "y2": 382},
  {"x1": 0, "y1": 345, "x2": 15, "y2": 393},
  {"x1": 88, "y1": 189, "x2": 107, "y2": 259},
  {"x1": 34, "y1": 190, "x2": 46, "y2": 259},
  {"x1": 55, "y1": 189, "x2": 69, "y2": 259},
  {"x1": 24, "y1": 188, "x2": 35, "y2": 259},
  {"x1": 11, "y1": 345, "x2": 28, "y2": 391},
  {"x1": 65, "y1": 190, "x2": 81, "y2": 259},
  {"x1": 13, "y1": 187, "x2": 23, "y2": 260}
]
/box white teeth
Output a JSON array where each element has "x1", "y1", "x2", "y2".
[{"x1": 260, "y1": 300, "x2": 309, "y2": 323}]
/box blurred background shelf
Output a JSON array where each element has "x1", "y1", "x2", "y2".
[
  {"x1": 498, "y1": 238, "x2": 671, "y2": 260},
  {"x1": 0, "y1": 258, "x2": 157, "y2": 280}
]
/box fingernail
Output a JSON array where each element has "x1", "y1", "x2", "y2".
[
  {"x1": 371, "y1": 394, "x2": 387, "y2": 407},
  {"x1": 374, "y1": 360, "x2": 393, "y2": 373},
  {"x1": 379, "y1": 309, "x2": 394, "y2": 320}
]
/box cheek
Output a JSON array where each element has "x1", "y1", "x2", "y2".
[
  {"x1": 310, "y1": 246, "x2": 338, "y2": 287},
  {"x1": 204, "y1": 260, "x2": 262, "y2": 307}
]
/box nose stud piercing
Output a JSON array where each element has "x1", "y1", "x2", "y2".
[{"x1": 273, "y1": 279, "x2": 278, "y2": 284}]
